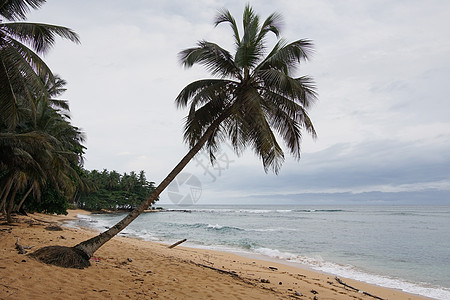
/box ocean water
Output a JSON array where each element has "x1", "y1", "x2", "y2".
[{"x1": 67, "y1": 205, "x2": 450, "y2": 299}]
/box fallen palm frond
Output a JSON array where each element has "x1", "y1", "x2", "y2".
[{"x1": 28, "y1": 246, "x2": 90, "y2": 269}]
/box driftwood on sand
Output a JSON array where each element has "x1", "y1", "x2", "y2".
[
  {"x1": 168, "y1": 239, "x2": 187, "y2": 249},
  {"x1": 197, "y1": 263, "x2": 239, "y2": 277},
  {"x1": 15, "y1": 238, "x2": 34, "y2": 254},
  {"x1": 335, "y1": 277, "x2": 386, "y2": 300}
]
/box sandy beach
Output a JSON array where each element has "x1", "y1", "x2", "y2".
[{"x1": 0, "y1": 210, "x2": 427, "y2": 299}]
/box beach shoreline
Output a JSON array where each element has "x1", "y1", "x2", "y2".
[{"x1": 0, "y1": 210, "x2": 429, "y2": 299}]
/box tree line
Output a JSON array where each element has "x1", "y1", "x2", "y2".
[{"x1": 76, "y1": 169, "x2": 157, "y2": 211}]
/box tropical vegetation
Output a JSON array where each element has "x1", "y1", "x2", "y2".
[
  {"x1": 0, "y1": 0, "x2": 82, "y2": 222},
  {"x1": 76, "y1": 169, "x2": 157, "y2": 211},
  {"x1": 0, "y1": 0, "x2": 80, "y2": 130}
]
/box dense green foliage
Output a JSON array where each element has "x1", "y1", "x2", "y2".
[
  {"x1": 25, "y1": 185, "x2": 70, "y2": 215},
  {"x1": 0, "y1": 0, "x2": 79, "y2": 130},
  {"x1": 76, "y1": 170, "x2": 157, "y2": 211},
  {"x1": 0, "y1": 1, "x2": 83, "y2": 221},
  {"x1": 0, "y1": 74, "x2": 87, "y2": 218}
]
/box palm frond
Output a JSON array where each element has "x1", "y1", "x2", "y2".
[
  {"x1": 236, "y1": 88, "x2": 285, "y2": 173},
  {"x1": 0, "y1": 37, "x2": 54, "y2": 128},
  {"x1": 214, "y1": 8, "x2": 240, "y2": 47},
  {"x1": 1, "y1": 22, "x2": 80, "y2": 54},
  {"x1": 183, "y1": 92, "x2": 229, "y2": 148},
  {"x1": 179, "y1": 41, "x2": 240, "y2": 79},
  {"x1": 257, "y1": 11, "x2": 283, "y2": 42},
  {"x1": 223, "y1": 112, "x2": 248, "y2": 156},
  {"x1": 45, "y1": 74, "x2": 67, "y2": 97},
  {"x1": 175, "y1": 79, "x2": 234, "y2": 108},
  {"x1": 262, "y1": 92, "x2": 314, "y2": 159},
  {"x1": 3, "y1": 35, "x2": 55, "y2": 83},
  {"x1": 242, "y1": 4, "x2": 258, "y2": 34},
  {"x1": 49, "y1": 99, "x2": 69, "y2": 111},
  {"x1": 234, "y1": 5, "x2": 262, "y2": 70},
  {"x1": 0, "y1": 52, "x2": 38, "y2": 129},
  {"x1": 0, "y1": 54, "x2": 20, "y2": 129},
  {"x1": 0, "y1": 0, "x2": 46, "y2": 21},
  {"x1": 258, "y1": 69, "x2": 317, "y2": 108},
  {"x1": 256, "y1": 39, "x2": 314, "y2": 74}
]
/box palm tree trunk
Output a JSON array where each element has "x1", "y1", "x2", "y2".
[
  {"x1": 74, "y1": 113, "x2": 228, "y2": 258},
  {"x1": 0, "y1": 181, "x2": 8, "y2": 203},
  {"x1": 6, "y1": 184, "x2": 18, "y2": 223},
  {"x1": 0, "y1": 184, "x2": 7, "y2": 214},
  {"x1": 15, "y1": 185, "x2": 33, "y2": 212},
  {"x1": 0, "y1": 177, "x2": 14, "y2": 216}
]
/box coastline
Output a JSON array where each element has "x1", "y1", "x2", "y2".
[{"x1": 0, "y1": 210, "x2": 428, "y2": 299}]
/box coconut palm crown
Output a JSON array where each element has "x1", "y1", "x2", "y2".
[
  {"x1": 0, "y1": 0, "x2": 80, "y2": 130},
  {"x1": 177, "y1": 4, "x2": 317, "y2": 174}
]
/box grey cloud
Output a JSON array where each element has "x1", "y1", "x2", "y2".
[{"x1": 198, "y1": 138, "x2": 450, "y2": 200}]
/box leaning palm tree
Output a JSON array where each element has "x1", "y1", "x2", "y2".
[
  {"x1": 30, "y1": 4, "x2": 317, "y2": 268},
  {"x1": 0, "y1": 0, "x2": 80, "y2": 130}
]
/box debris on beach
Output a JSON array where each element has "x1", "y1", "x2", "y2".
[
  {"x1": 15, "y1": 238, "x2": 34, "y2": 254},
  {"x1": 44, "y1": 225, "x2": 63, "y2": 231}
]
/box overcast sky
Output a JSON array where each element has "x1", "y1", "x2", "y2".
[{"x1": 27, "y1": 0, "x2": 450, "y2": 205}]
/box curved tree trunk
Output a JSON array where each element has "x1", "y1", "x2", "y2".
[
  {"x1": 15, "y1": 185, "x2": 33, "y2": 212},
  {"x1": 0, "y1": 176, "x2": 14, "y2": 214},
  {"x1": 74, "y1": 113, "x2": 228, "y2": 258},
  {"x1": 0, "y1": 181, "x2": 9, "y2": 204},
  {"x1": 6, "y1": 184, "x2": 18, "y2": 223}
]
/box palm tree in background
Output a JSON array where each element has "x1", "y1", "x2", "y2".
[
  {"x1": 0, "y1": 0, "x2": 80, "y2": 130},
  {"x1": 0, "y1": 75, "x2": 86, "y2": 222},
  {"x1": 31, "y1": 4, "x2": 318, "y2": 268},
  {"x1": 0, "y1": 0, "x2": 82, "y2": 221}
]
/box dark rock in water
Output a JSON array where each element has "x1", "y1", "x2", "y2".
[{"x1": 163, "y1": 209, "x2": 192, "y2": 213}]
